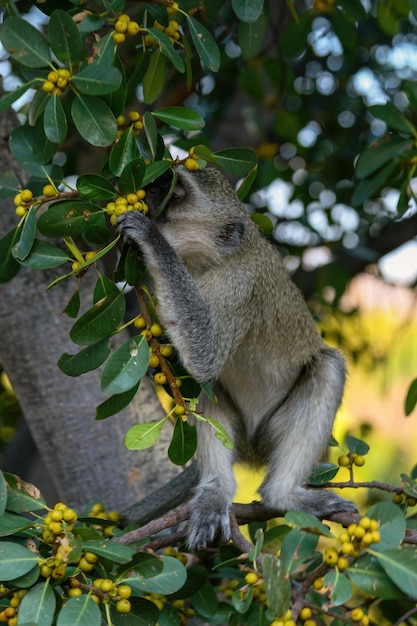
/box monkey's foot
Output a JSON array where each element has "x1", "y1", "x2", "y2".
[{"x1": 187, "y1": 501, "x2": 231, "y2": 550}]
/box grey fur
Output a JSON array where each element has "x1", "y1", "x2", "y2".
[{"x1": 117, "y1": 167, "x2": 356, "y2": 549}]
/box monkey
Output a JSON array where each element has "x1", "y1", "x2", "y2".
[{"x1": 117, "y1": 167, "x2": 357, "y2": 549}]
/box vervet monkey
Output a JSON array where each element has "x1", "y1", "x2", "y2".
[{"x1": 117, "y1": 167, "x2": 356, "y2": 549}]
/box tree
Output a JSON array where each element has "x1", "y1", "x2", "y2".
[{"x1": 0, "y1": 1, "x2": 416, "y2": 625}]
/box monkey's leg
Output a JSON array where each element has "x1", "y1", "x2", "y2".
[
  {"x1": 187, "y1": 396, "x2": 237, "y2": 550},
  {"x1": 257, "y1": 349, "x2": 357, "y2": 517}
]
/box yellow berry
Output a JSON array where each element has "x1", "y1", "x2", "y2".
[
  {"x1": 134, "y1": 315, "x2": 146, "y2": 329},
  {"x1": 68, "y1": 588, "x2": 83, "y2": 597},
  {"x1": 338, "y1": 531, "x2": 350, "y2": 544},
  {"x1": 52, "y1": 564, "x2": 66, "y2": 578},
  {"x1": 57, "y1": 68, "x2": 71, "y2": 79},
  {"x1": 159, "y1": 344, "x2": 173, "y2": 357},
  {"x1": 337, "y1": 556, "x2": 349, "y2": 570},
  {"x1": 117, "y1": 585, "x2": 132, "y2": 599},
  {"x1": 185, "y1": 157, "x2": 199, "y2": 171},
  {"x1": 118, "y1": 13, "x2": 130, "y2": 22},
  {"x1": 312, "y1": 577, "x2": 323, "y2": 590},
  {"x1": 40, "y1": 564, "x2": 53, "y2": 577},
  {"x1": 341, "y1": 541, "x2": 354, "y2": 555},
  {"x1": 371, "y1": 530, "x2": 381, "y2": 543},
  {"x1": 50, "y1": 509, "x2": 63, "y2": 522},
  {"x1": 304, "y1": 621, "x2": 316, "y2": 626},
  {"x1": 13, "y1": 193, "x2": 22, "y2": 206},
  {"x1": 129, "y1": 111, "x2": 141, "y2": 122},
  {"x1": 351, "y1": 607, "x2": 364, "y2": 622},
  {"x1": 90, "y1": 594, "x2": 100, "y2": 604},
  {"x1": 362, "y1": 616, "x2": 370, "y2": 625},
  {"x1": 48, "y1": 521, "x2": 62, "y2": 535},
  {"x1": 175, "y1": 378, "x2": 182, "y2": 388},
  {"x1": 42, "y1": 80, "x2": 55, "y2": 93},
  {"x1": 338, "y1": 454, "x2": 351, "y2": 467},
  {"x1": 43, "y1": 184, "x2": 57, "y2": 197},
  {"x1": 113, "y1": 32, "x2": 126, "y2": 43},
  {"x1": 47, "y1": 71, "x2": 58, "y2": 83},
  {"x1": 323, "y1": 546, "x2": 339, "y2": 565},
  {"x1": 300, "y1": 607, "x2": 312, "y2": 620},
  {"x1": 20, "y1": 189, "x2": 33, "y2": 202},
  {"x1": 244, "y1": 572, "x2": 259, "y2": 585},
  {"x1": 392, "y1": 493, "x2": 403, "y2": 504},
  {"x1": 167, "y1": 1, "x2": 179, "y2": 14},
  {"x1": 407, "y1": 496, "x2": 417, "y2": 506},
  {"x1": 270, "y1": 620, "x2": 284, "y2": 626},
  {"x1": 353, "y1": 526, "x2": 365, "y2": 539},
  {"x1": 63, "y1": 508, "x2": 77, "y2": 523},
  {"x1": 100, "y1": 579, "x2": 114, "y2": 593},
  {"x1": 370, "y1": 519, "x2": 379, "y2": 531},
  {"x1": 72, "y1": 260, "x2": 82, "y2": 271},
  {"x1": 79, "y1": 557, "x2": 95, "y2": 572},
  {"x1": 154, "y1": 372, "x2": 167, "y2": 385},
  {"x1": 115, "y1": 19, "x2": 128, "y2": 32},
  {"x1": 359, "y1": 517, "x2": 371, "y2": 530},
  {"x1": 84, "y1": 551, "x2": 99, "y2": 564},
  {"x1": 136, "y1": 188, "x2": 146, "y2": 199},
  {"x1": 149, "y1": 354, "x2": 160, "y2": 368},
  {"x1": 127, "y1": 21, "x2": 140, "y2": 36},
  {"x1": 15, "y1": 206, "x2": 27, "y2": 217},
  {"x1": 116, "y1": 599, "x2": 131, "y2": 613},
  {"x1": 353, "y1": 454, "x2": 365, "y2": 466},
  {"x1": 150, "y1": 323, "x2": 163, "y2": 337},
  {"x1": 174, "y1": 404, "x2": 186, "y2": 416},
  {"x1": 126, "y1": 193, "x2": 138, "y2": 205},
  {"x1": 116, "y1": 115, "x2": 126, "y2": 126},
  {"x1": 143, "y1": 34, "x2": 157, "y2": 47}
]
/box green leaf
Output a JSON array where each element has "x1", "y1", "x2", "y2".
[
  {"x1": 143, "y1": 48, "x2": 166, "y2": 104},
  {"x1": 185, "y1": 14, "x2": 221, "y2": 72},
  {"x1": 0, "y1": 542, "x2": 39, "y2": 580},
  {"x1": 109, "y1": 127, "x2": 139, "y2": 177},
  {"x1": 323, "y1": 570, "x2": 353, "y2": 606},
  {"x1": 4, "y1": 472, "x2": 46, "y2": 513},
  {"x1": 92, "y1": 32, "x2": 116, "y2": 66},
  {"x1": 308, "y1": 462, "x2": 339, "y2": 485},
  {"x1": 77, "y1": 174, "x2": 116, "y2": 200},
  {"x1": 238, "y1": 11, "x2": 268, "y2": 60},
  {"x1": 213, "y1": 148, "x2": 258, "y2": 175},
  {"x1": 168, "y1": 418, "x2": 197, "y2": 465},
  {"x1": 366, "y1": 501, "x2": 406, "y2": 551},
  {"x1": 198, "y1": 416, "x2": 234, "y2": 449},
  {"x1": 405, "y1": 378, "x2": 417, "y2": 416},
  {"x1": 400, "y1": 473, "x2": 417, "y2": 499},
  {"x1": 232, "y1": 585, "x2": 253, "y2": 614},
  {"x1": 355, "y1": 137, "x2": 412, "y2": 179},
  {"x1": 13, "y1": 205, "x2": 36, "y2": 261},
  {"x1": 347, "y1": 553, "x2": 406, "y2": 599},
  {"x1": 147, "y1": 28, "x2": 185, "y2": 73},
  {"x1": 0, "y1": 228, "x2": 21, "y2": 283},
  {"x1": 69, "y1": 291, "x2": 125, "y2": 345},
  {"x1": 101, "y1": 335, "x2": 149, "y2": 394},
  {"x1": 284, "y1": 511, "x2": 333, "y2": 537},
  {"x1": 143, "y1": 111, "x2": 159, "y2": 160},
  {"x1": 152, "y1": 106, "x2": 205, "y2": 131},
  {"x1": 9, "y1": 126, "x2": 52, "y2": 177},
  {"x1": 48, "y1": 9, "x2": 84, "y2": 65},
  {"x1": 0, "y1": 16, "x2": 51, "y2": 67},
  {"x1": 18, "y1": 581, "x2": 56, "y2": 626},
  {"x1": 128, "y1": 556, "x2": 187, "y2": 594},
  {"x1": 191, "y1": 580, "x2": 219, "y2": 617},
  {"x1": 232, "y1": 0, "x2": 264, "y2": 22},
  {"x1": 38, "y1": 200, "x2": 104, "y2": 237},
  {"x1": 82, "y1": 539, "x2": 136, "y2": 563},
  {"x1": 95, "y1": 383, "x2": 139, "y2": 420},
  {"x1": 372, "y1": 548, "x2": 417, "y2": 600},
  {"x1": 18, "y1": 239, "x2": 70, "y2": 269},
  {"x1": 263, "y1": 554, "x2": 291, "y2": 617},
  {"x1": 345, "y1": 435, "x2": 369, "y2": 455},
  {"x1": 44, "y1": 93, "x2": 68, "y2": 143},
  {"x1": 71, "y1": 64, "x2": 122, "y2": 96},
  {"x1": 0, "y1": 80, "x2": 39, "y2": 113},
  {"x1": 56, "y1": 594, "x2": 101, "y2": 626},
  {"x1": 369, "y1": 103, "x2": 416, "y2": 134},
  {"x1": 142, "y1": 160, "x2": 172, "y2": 186},
  {"x1": 0, "y1": 511, "x2": 31, "y2": 536},
  {"x1": 125, "y1": 417, "x2": 168, "y2": 450},
  {"x1": 352, "y1": 160, "x2": 398, "y2": 206},
  {"x1": 71, "y1": 95, "x2": 117, "y2": 147},
  {"x1": 58, "y1": 339, "x2": 110, "y2": 377},
  {"x1": 63, "y1": 290, "x2": 80, "y2": 318},
  {"x1": 119, "y1": 158, "x2": 146, "y2": 195},
  {"x1": 280, "y1": 529, "x2": 319, "y2": 572},
  {"x1": 0, "y1": 172, "x2": 19, "y2": 198},
  {"x1": 0, "y1": 471, "x2": 6, "y2": 516}
]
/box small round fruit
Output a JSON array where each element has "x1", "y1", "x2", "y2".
[
  {"x1": 149, "y1": 354, "x2": 160, "y2": 368},
  {"x1": 113, "y1": 32, "x2": 126, "y2": 43},
  {"x1": 150, "y1": 323, "x2": 163, "y2": 337},
  {"x1": 154, "y1": 372, "x2": 167, "y2": 385},
  {"x1": 159, "y1": 344, "x2": 173, "y2": 357},
  {"x1": 392, "y1": 493, "x2": 403, "y2": 504},
  {"x1": 353, "y1": 454, "x2": 365, "y2": 466},
  {"x1": 21, "y1": 189, "x2": 33, "y2": 202},
  {"x1": 84, "y1": 551, "x2": 99, "y2": 564},
  {"x1": 185, "y1": 157, "x2": 199, "y2": 171},
  {"x1": 15, "y1": 206, "x2": 27, "y2": 217},
  {"x1": 116, "y1": 599, "x2": 131, "y2": 613},
  {"x1": 299, "y1": 607, "x2": 312, "y2": 620},
  {"x1": 244, "y1": 572, "x2": 258, "y2": 585},
  {"x1": 338, "y1": 454, "x2": 351, "y2": 467},
  {"x1": 117, "y1": 585, "x2": 132, "y2": 599},
  {"x1": 134, "y1": 315, "x2": 146, "y2": 329},
  {"x1": 43, "y1": 184, "x2": 57, "y2": 197},
  {"x1": 115, "y1": 19, "x2": 128, "y2": 32},
  {"x1": 351, "y1": 607, "x2": 364, "y2": 622},
  {"x1": 323, "y1": 546, "x2": 339, "y2": 565},
  {"x1": 100, "y1": 579, "x2": 114, "y2": 593},
  {"x1": 127, "y1": 21, "x2": 140, "y2": 36},
  {"x1": 42, "y1": 80, "x2": 55, "y2": 93},
  {"x1": 68, "y1": 588, "x2": 83, "y2": 597},
  {"x1": 78, "y1": 557, "x2": 95, "y2": 572},
  {"x1": 337, "y1": 556, "x2": 349, "y2": 570}
]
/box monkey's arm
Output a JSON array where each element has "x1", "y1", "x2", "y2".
[{"x1": 117, "y1": 211, "x2": 250, "y2": 381}]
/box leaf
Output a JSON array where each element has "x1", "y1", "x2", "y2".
[
  {"x1": 128, "y1": 556, "x2": 187, "y2": 594},
  {"x1": 308, "y1": 462, "x2": 339, "y2": 485},
  {"x1": 69, "y1": 291, "x2": 125, "y2": 346},
  {"x1": 152, "y1": 106, "x2": 205, "y2": 131},
  {"x1": 119, "y1": 158, "x2": 146, "y2": 195},
  {"x1": 95, "y1": 383, "x2": 139, "y2": 420},
  {"x1": 0, "y1": 542, "x2": 39, "y2": 580},
  {"x1": 44, "y1": 93, "x2": 68, "y2": 143},
  {"x1": 38, "y1": 200, "x2": 104, "y2": 237},
  {"x1": 0, "y1": 80, "x2": 39, "y2": 113},
  {"x1": 0, "y1": 511, "x2": 31, "y2": 536},
  {"x1": 71, "y1": 63, "x2": 122, "y2": 96},
  {"x1": 125, "y1": 417, "x2": 168, "y2": 450},
  {"x1": 232, "y1": 0, "x2": 264, "y2": 23},
  {"x1": 232, "y1": 586, "x2": 253, "y2": 614},
  {"x1": 0, "y1": 228, "x2": 21, "y2": 283},
  {"x1": 347, "y1": 553, "x2": 406, "y2": 599},
  {"x1": 280, "y1": 529, "x2": 319, "y2": 573},
  {"x1": 238, "y1": 12, "x2": 268, "y2": 61},
  {"x1": 0, "y1": 471, "x2": 6, "y2": 515},
  {"x1": 109, "y1": 127, "x2": 139, "y2": 177},
  {"x1": 405, "y1": 378, "x2": 417, "y2": 416},
  {"x1": 213, "y1": 148, "x2": 258, "y2": 175},
  {"x1": 372, "y1": 548, "x2": 417, "y2": 600},
  {"x1": 4, "y1": 472, "x2": 46, "y2": 513},
  {"x1": 147, "y1": 27, "x2": 185, "y2": 73},
  {"x1": 13, "y1": 205, "x2": 36, "y2": 261},
  {"x1": 355, "y1": 137, "x2": 412, "y2": 179},
  {"x1": 101, "y1": 335, "x2": 149, "y2": 394},
  {"x1": 190, "y1": 580, "x2": 218, "y2": 618},
  {"x1": 56, "y1": 594, "x2": 101, "y2": 626},
  {"x1": 18, "y1": 581, "x2": 56, "y2": 626},
  {"x1": 168, "y1": 419, "x2": 197, "y2": 465},
  {"x1": 203, "y1": 416, "x2": 234, "y2": 449},
  {"x1": 0, "y1": 16, "x2": 51, "y2": 67},
  {"x1": 9, "y1": 125, "x2": 52, "y2": 177},
  {"x1": 263, "y1": 554, "x2": 291, "y2": 617},
  {"x1": 58, "y1": 339, "x2": 110, "y2": 377},
  {"x1": 142, "y1": 160, "x2": 172, "y2": 186},
  {"x1": 82, "y1": 539, "x2": 136, "y2": 563},
  {"x1": 365, "y1": 501, "x2": 406, "y2": 551},
  {"x1": 48, "y1": 9, "x2": 84, "y2": 65},
  {"x1": 71, "y1": 95, "x2": 117, "y2": 147},
  {"x1": 17, "y1": 239, "x2": 70, "y2": 269},
  {"x1": 284, "y1": 511, "x2": 333, "y2": 537},
  {"x1": 352, "y1": 160, "x2": 398, "y2": 206},
  {"x1": 323, "y1": 570, "x2": 353, "y2": 606},
  {"x1": 143, "y1": 111, "x2": 159, "y2": 160},
  {"x1": 345, "y1": 435, "x2": 369, "y2": 455},
  {"x1": 143, "y1": 48, "x2": 167, "y2": 104},
  {"x1": 76, "y1": 174, "x2": 116, "y2": 200},
  {"x1": 185, "y1": 14, "x2": 221, "y2": 72},
  {"x1": 369, "y1": 103, "x2": 416, "y2": 134},
  {"x1": 400, "y1": 473, "x2": 417, "y2": 499}
]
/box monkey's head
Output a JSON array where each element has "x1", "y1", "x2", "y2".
[{"x1": 147, "y1": 167, "x2": 250, "y2": 265}]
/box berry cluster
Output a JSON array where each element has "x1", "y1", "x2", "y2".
[
  {"x1": 105, "y1": 189, "x2": 148, "y2": 226},
  {"x1": 72, "y1": 578, "x2": 133, "y2": 613},
  {"x1": 116, "y1": 110, "x2": 144, "y2": 137},
  {"x1": 41, "y1": 501, "x2": 78, "y2": 545},
  {"x1": 13, "y1": 188, "x2": 33, "y2": 217},
  {"x1": 144, "y1": 19, "x2": 181, "y2": 48},
  {"x1": 71, "y1": 250, "x2": 98, "y2": 272},
  {"x1": 113, "y1": 13, "x2": 140, "y2": 44},
  {"x1": 42, "y1": 68, "x2": 71, "y2": 96},
  {"x1": 392, "y1": 491, "x2": 417, "y2": 507},
  {"x1": 337, "y1": 451, "x2": 365, "y2": 469}
]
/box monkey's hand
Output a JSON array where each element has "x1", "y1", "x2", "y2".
[
  {"x1": 187, "y1": 491, "x2": 231, "y2": 550},
  {"x1": 117, "y1": 210, "x2": 154, "y2": 247}
]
